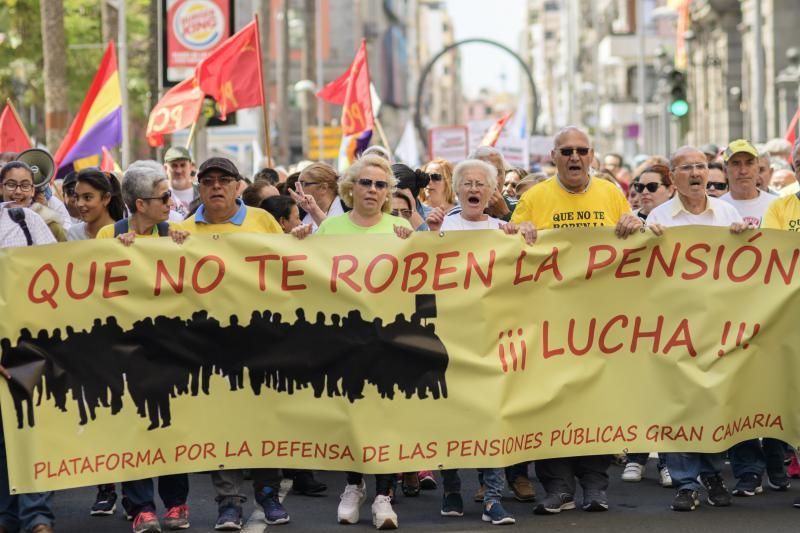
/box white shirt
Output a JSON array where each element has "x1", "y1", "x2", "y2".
[
  {"x1": 646, "y1": 195, "x2": 743, "y2": 228},
  {"x1": 0, "y1": 206, "x2": 57, "y2": 248},
  {"x1": 440, "y1": 213, "x2": 503, "y2": 231},
  {"x1": 719, "y1": 191, "x2": 776, "y2": 227},
  {"x1": 304, "y1": 196, "x2": 345, "y2": 232},
  {"x1": 67, "y1": 222, "x2": 90, "y2": 241}
]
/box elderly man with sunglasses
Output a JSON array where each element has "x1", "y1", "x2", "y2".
[
  {"x1": 510, "y1": 126, "x2": 643, "y2": 516},
  {"x1": 645, "y1": 146, "x2": 751, "y2": 512}
]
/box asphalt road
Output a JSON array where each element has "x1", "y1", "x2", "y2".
[{"x1": 50, "y1": 461, "x2": 800, "y2": 532}]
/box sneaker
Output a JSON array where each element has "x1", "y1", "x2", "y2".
[
  {"x1": 671, "y1": 489, "x2": 699, "y2": 511},
  {"x1": 401, "y1": 472, "x2": 420, "y2": 497},
  {"x1": 122, "y1": 496, "x2": 135, "y2": 521},
  {"x1": 473, "y1": 483, "x2": 485, "y2": 502},
  {"x1": 767, "y1": 470, "x2": 791, "y2": 491},
  {"x1": 789, "y1": 454, "x2": 800, "y2": 478},
  {"x1": 291, "y1": 471, "x2": 327, "y2": 496},
  {"x1": 510, "y1": 476, "x2": 536, "y2": 501},
  {"x1": 659, "y1": 466, "x2": 673, "y2": 488},
  {"x1": 440, "y1": 492, "x2": 464, "y2": 517},
  {"x1": 582, "y1": 490, "x2": 608, "y2": 512},
  {"x1": 214, "y1": 505, "x2": 242, "y2": 531},
  {"x1": 533, "y1": 492, "x2": 576, "y2": 514},
  {"x1": 794, "y1": 495, "x2": 800, "y2": 508},
  {"x1": 133, "y1": 511, "x2": 162, "y2": 533},
  {"x1": 371, "y1": 494, "x2": 398, "y2": 530},
  {"x1": 481, "y1": 501, "x2": 515, "y2": 525},
  {"x1": 698, "y1": 473, "x2": 732, "y2": 507},
  {"x1": 90, "y1": 486, "x2": 118, "y2": 516},
  {"x1": 162, "y1": 504, "x2": 190, "y2": 530},
  {"x1": 338, "y1": 482, "x2": 367, "y2": 524},
  {"x1": 621, "y1": 463, "x2": 644, "y2": 482},
  {"x1": 732, "y1": 473, "x2": 763, "y2": 497},
  {"x1": 419, "y1": 470, "x2": 437, "y2": 490},
  {"x1": 260, "y1": 490, "x2": 290, "y2": 525}
]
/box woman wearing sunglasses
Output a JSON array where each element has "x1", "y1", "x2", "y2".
[
  {"x1": 421, "y1": 159, "x2": 456, "y2": 214},
  {"x1": 66, "y1": 169, "x2": 125, "y2": 240},
  {"x1": 632, "y1": 165, "x2": 674, "y2": 221}
]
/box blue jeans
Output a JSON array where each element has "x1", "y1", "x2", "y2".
[
  {"x1": 663, "y1": 452, "x2": 725, "y2": 491},
  {"x1": 122, "y1": 474, "x2": 189, "y2": 515},
  {"x1": 729, "y1": 438, "x2": 788, "y2": 479},
  {"x1": 442, "y1": 469, "x2": 505, "y2": 505},
  {"x1": 0, "y1": 412, "x2": 54, "y2": 532}
]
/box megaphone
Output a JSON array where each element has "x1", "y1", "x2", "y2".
[{"x1": 16, "y1": 148, "x2": 55, "y2": 191}]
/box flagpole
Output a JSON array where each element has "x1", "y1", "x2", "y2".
[
  {"x1": 5, "y1": 98, "x2": 33, "y2": 145},
  {"x1": 374, "y1": 117, "x2": 390, "y2": 151},
  {"x1": 254, "y1": 14, "x2": 273, "y2": 164},
  {"x1": 185, "y1": 120, "x2": 198, "y2": 150}
]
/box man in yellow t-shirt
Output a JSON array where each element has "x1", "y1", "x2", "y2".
[
  {"x1": 511, "y1": 127, "x2": 638, "y2": 234},
  {"x1": 512, "y1": 127, "x2": 642, "y2": 516},
  {"x1": 763, "y1": 141, "x2": 800, "y2": 231}
]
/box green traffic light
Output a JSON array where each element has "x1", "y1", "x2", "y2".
[{"x1": 670, "y1": 99, "x2": 689, "y2": 117}]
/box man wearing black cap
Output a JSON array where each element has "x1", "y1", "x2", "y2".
[
  {"x1": 172, "y1": 158, "x2": 286, "y2": 530},
  {"x1": 163, "y1": 146, "x2": 197, "y2": 218}
]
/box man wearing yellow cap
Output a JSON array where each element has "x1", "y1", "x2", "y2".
[{"x1": 719, "y1": 139, "x2": 776, "y2": 227}]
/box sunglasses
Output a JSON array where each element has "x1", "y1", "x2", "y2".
[
  {"x1": 141, "y1": 190, "x2": 172, "y2": 204},
  {"x1": 559, "y1": 147, "x2": 591, "y2": 157},
  {"x1": 429, "y1": 173, "x2": 443, "y2": 182},
  {"x1": 706, "y1": 182, "x2": 728, "y2": 191},
  {"x1": 356, "y1": 178, "x2": 389, "y2": 190},
  {"x1": 632, "y1": 182, "x2": 663, "y2": 194},
  {"x1": 391, "y1": 209, "x2": 412, "y2": 218}
]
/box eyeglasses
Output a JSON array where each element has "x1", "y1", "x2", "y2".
[
  {"x1": 674, "y1": 162, "x2": 708, "y2": 173},
  {"x1": 141, "y1": 190, "x2": 172, "y2": 204},
  {"x1": 632, "y1": 182, "x2": 663, "y2": 194},
  {"x1": 298, "y1": 180, "x2": 320, "y2": 187},
  {"x1": 460, "y1": 181, "x2": 487, "y2": 189},
  {"x1": 559, "y1": 147, "x2": 591, "y2": 157},
  {"x1": 429, "y1": 173, "x2": 443, "y2": 182},
  {"x1": 706, "y1": 182, "x2": 728, "y2": 191},
  {"x1": 3, "y1": 181, "x2": 34, "y2": 192},
  {"x1": 356, "y1": 178, "x2": 389, "y2": 190},
  {"x1": 391, "y1": 208, "x2": 412, "y2": 218},
  {"x1": 198, "y1": 175, "x2": 236, "y2": 186}
]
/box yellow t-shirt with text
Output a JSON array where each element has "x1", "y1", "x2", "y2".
[
  {"x1": 510, "y1": 176, "x2": 630, "y2": 229},
  {"x1": 762, "y1": 194, "x2": 800, "y2": 232}
]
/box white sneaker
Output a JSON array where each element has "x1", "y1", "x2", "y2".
[
  {"x1": 659, "y1": 466, "x2": 673, "y2": 487},
  {"x1": 338, "y1": 482, "x2": 366, "y2": 524},
  {"x1": 371, "y1": 494, "x2": 398, "y2": 530},
  {"x1": 622, "y1": 463, "x2": 644, "y2": 482}
]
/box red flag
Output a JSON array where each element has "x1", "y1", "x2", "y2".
[
  {"x1": 480, "y1": 112, "x2": 514, "y2": 147},
  {"x1": 0, "y1": 100, "x2": 32, "y2": 153},
  {"x1": 146, "y1": 77, "x2": 205, "y2": 147},
  {"x1": 316, "y1": 39, "x2": 374, "y2": 136},
  {"x1": 785, "y1": 106, "x2": 800, "y2": 146},
  {"x1": 196, "y1": 20, "x2": 262, "y2": 120}
]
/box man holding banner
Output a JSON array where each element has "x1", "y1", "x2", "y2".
[
  {"x1": 511, "y1": 126, "x2": 643, "y2": 515},
  {"x1": 646, "y1": 145, "x2": 750, "y2": 511}
]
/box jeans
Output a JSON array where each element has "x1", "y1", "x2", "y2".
[
  {"x1": 345, "y1": 473, "x2": 396, "y2": 496},
  {"x1": 535, "y1": 455, "x2": 610, "y2": 495},
  {"x1": 441, "y1": 469, "x2": 505, "y2": 504},
  {"x1": 0, "y1": 412, "x2": 54, "y2": 532},
  {"x1": 663, "y1": 452, "x2": 725, "y2": 491},
  {"x1": 729, "y1": 438, "x2": 788, "y2": 479},
  {"x1": 211, "y1": 469, "x2": 282, "y2": 508},
  {"x1": 122, "y1": 474, "x2": 189, "y2": 516}
]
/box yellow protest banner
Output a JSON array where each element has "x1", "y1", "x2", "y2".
[{"x1": 0, "y1": 227, "x2": 798, "y2": 493}]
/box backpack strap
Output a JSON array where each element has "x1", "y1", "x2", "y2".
[
  {"x1": 7, "y1": 208, "x2": 33, "y2": 246},
  {"x1": 113, "y1": 219, "x2": 129, "y2": 237},
  {"x1": 156, "y1": 222, "x2": 170, "y2": 237}
]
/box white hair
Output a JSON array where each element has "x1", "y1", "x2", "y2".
[{"x1": 452, "y1": 159, "x2": 497, "y2": 191}]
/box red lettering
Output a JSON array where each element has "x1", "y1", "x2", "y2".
[
  {"x1": 244, "y1": 254, "x2": 279, "y2": 291},
  {"x1": 65, "y1": 262, "x2": 97, "y2": 299},
  {"x1": 102, "y1": 260, "x2": 130, "y2": 299},
  {"x1": 663, "y1": 319, "x2": 696, "y2": 356},
  {"x1": 513, "y1": 250, "x2": 533, "y2": 285},
  {"x1": 330, "y1": 255, "x2": 361, "y2": 293},
  {"x1": 586, "y1": 245, "x2": 617, "y2": 280},
  {"x1": 154, "y1": 257, "x2": 186, "y2": 295},
  {"x1": 465, "y1": 251, "x2": 495, "y2": 289},
  {"x1": 615, "y1": 246, "x2": 646, "y2": 278},
  {"x1": 28, "y1": 263, "x2": 59, "y2": 308},
  {"x1": 646, "y1": 243, "x2": 681, "y2": 277},
  {"x1": 598, "y1": 314, "x2": 628, "y2": 354},
  {"x1": 402, "y1": 252, "x2": 428, "y2": 292},
  {"x1": 681, "y1": 243, "x2": 711, "y2": 280},
  {"x1": 192, "y1": 255, "x2": 225, "y2": 294},
  {"x1": 281, "y1": 255, "x2": 307, "y2": 291},
  {"x1": 535, "y1": 247, "x2": 563, "y2": 281},
  {"x1": 364, "y1": 254, "x2": 398, "y2": 293},
  {"x1": 542, "y1": 321, "x2": 564, "y2": 358},
  {"x1": 433, "y1": 251, "x2": 459, "y2": 290},
  {"x1": 567, "y1": 318, "x2": 596, "y2": 355},
  {"x1": 631, "y1": 315, "x2": 664, "y2": 353}
]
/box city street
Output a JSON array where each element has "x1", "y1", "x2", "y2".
[{"x1": 51, "y1": 461, "x2": 799, "y2": 532}]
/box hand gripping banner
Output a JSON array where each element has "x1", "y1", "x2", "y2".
[{"x1": 0, "y1": 228, "x2": 798, "y2": 492}]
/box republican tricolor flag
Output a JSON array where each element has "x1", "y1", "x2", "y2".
[{"x1": 54, "y1": 41, "x2": 122, "y2": 171}]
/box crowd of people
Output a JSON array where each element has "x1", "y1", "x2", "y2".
[{"x1": 0, "y1": 126, "x2": 799, "y2": 532}]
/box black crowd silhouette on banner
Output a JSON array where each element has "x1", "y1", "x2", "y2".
[{"x1": 0, "y1": 295, "x2": 448, "y2": 431}]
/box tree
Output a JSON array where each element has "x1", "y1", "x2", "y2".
[{"x1": 40, "y1": 0, "x2": 68, "y2": 151}]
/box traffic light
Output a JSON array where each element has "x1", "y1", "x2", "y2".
[{"x1": 668, "y1": 69, "x2": 689, "y2": 117}]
